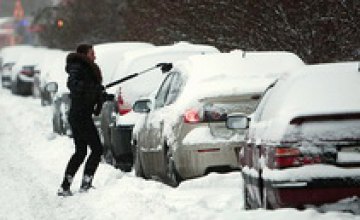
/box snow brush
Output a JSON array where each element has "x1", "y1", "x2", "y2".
[{"x1": 104, "y1": 63, "x2": 173, "y2": 89}]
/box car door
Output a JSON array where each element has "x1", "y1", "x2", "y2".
[
  {"x1": 243, "y1": 84, "x2": 275, "y2": 208},
  {"x1": 141, "y1": 73, "x2": 175, "y2": 176}
]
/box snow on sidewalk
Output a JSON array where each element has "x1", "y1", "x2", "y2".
[{"x1": 0, "y1": 87, "x2": 358, "y2": 220}]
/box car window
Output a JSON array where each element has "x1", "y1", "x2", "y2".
[
  {"x1": 253, "y1": 83, "x2": 276, "y2": 122},
  {"x1": 165, "y1": 72, "x2": 184, "y2": 106},
  {"x1": 154, "y1": 73, "x2": 174, "y2": 109}
]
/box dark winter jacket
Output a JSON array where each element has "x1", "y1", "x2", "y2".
[{"x1": 65, "y1": 52, "x2": 103, "y2": 116}]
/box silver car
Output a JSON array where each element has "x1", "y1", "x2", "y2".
[{"x1": 132, "y1": 51, "x2": 304, "y2": 186}]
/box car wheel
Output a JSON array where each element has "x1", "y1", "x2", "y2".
[
  {"x1": 164, "y1": 147, "x2": 181, "y2": 187},
  {"x1": 102, "y1": 138, "x2": 115, "y2": 165},
  {"x1": 133, "y1": 144, "x2": 146, "y2": 178},
  {"x1": 11, "y1": 80, "x2": 18, "y2": 95},
  {"x1": 101, "y1": 126, "x2": 112, "y2": 153},
  {"x1": 32, "y1": 85, "x2": 40, "y2": 98},
  {"x1": 103, "y1": 148, "x2": 116, "y2": 166},
  {"x1": 262, "y1": 186, "x2": 272, "y2": 209},
  {"x1": 243, "y1": 182, "x2": 251, "y2": 210},
  {"x1": 52, "y1": 115, "x2": 59, "y2": 134}
]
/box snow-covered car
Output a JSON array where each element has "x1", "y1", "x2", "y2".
[
  {"x1": 1, "y1": 62, "x2": 15, "y2": 88},
  {"x1": 48, "y1": 42, "x2": 154, "y2": 136},
  {"x1": 33, "y1": 49, "x2": 66, "y2": 103},
  {"x1": 45, "y1": 52, "x2": 71, "y2": 135},
  {"x1": 106, "y1": 42, "x2": 220, "y2": 171},
  {"x1": 227, "y1": 62, "x2": 360, "y2": 209},
  {"x1": 0, "y1": 45, "x2": 33, "y2": 88},
  {"x1": 10, "y1": 47, "x2": 48, "y2": 96},
  {"x1": 131, "y1": 51, "x2": 305, "y2": 186}
]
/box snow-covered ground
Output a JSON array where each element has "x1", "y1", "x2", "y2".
[{"x1": 0, "y1": 87, "x2": 359, "y2": 220}]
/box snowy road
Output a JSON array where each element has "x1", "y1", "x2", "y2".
[{"x1": 0, "y1": 87, "x2": 358, "y2": 220}]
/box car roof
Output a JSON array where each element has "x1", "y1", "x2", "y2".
[
  {"x1": 121, "y1": 42, "x2": 219, "y2": 66},
  {"x1": 173, "y1": 51, "x2": 305, "y2": 100},
  {"x1": 175, "y1": 50, "x2": 304, "y2": 80},
  {"x1": 263, "y1": 62, "x2": 360, "y2": 120}
]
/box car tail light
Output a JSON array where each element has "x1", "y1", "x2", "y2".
[
  {"x1": 274, "y1": 147, "x2": 321, "y2": 168},
  {"x1": 116, "y1": 92, "x2": 131, "y2": 115},
  {"x1": 197, "y1": 148, "x2": 220, "y2": 153},
  {"x1": 184, "y1": 108, "x2": 201, "y2": 123},
  {"x1": 20, "y1": 70, "x2": 34, "y2": 77}
]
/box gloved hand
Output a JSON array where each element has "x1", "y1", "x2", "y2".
[
  {"x1": 102, "y1": 91, "x2": 114, "y2": 101},
  {"x1": 95, "y1": 84, "x2": 105, "y2": 93},
  {"x1": 93, "y1": 85, "x2": 105, "y2": 116},
  {"x1": 93, "y1": 103, "x2": 102, "y2": 116}
]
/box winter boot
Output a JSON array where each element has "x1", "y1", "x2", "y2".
[
  {"x1": 58, "y1": 174, "x2": 73, "y2": 197},
  {"x1": 57, "y1": 187, "x2": 73, "y2": 197},
  {"x1": 79, "y1": 175, "x2": 94, "y2": 192}
]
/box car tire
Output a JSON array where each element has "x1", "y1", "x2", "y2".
[
  {"x1": 243, "y1": 182, "x2": 251, "y2": 210},
  {"x1": 52, "y1": 115, "x2": 59, "y2": 134},
  {"x1": 11, "y1": 79, "x2": 18, "y2": 95},
  {"x1": 41, "y1": 98, "x2": 47, "y2": 106},
  {"x1": 262, "y1": 186, "x2": 272, "y2": 209},
  {"x1": 133, "y1": 144, "x2": 146, "y2": 178},
  {"x1": 103, "y1": 149, "x2": 116, "y2": 166},
  {"x1": 32, "y1": 85, "x2": 40, "y2": 98},
  {"x1": 164, "y1": 147, "x2": 181, "y2": 187}
]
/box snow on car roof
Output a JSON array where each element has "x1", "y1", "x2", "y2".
[
  {"x1": 94, "y1": 42, "x2": 155, "y2": 84},
  {"x1": 0, "y1": 45, "x2": 34, "y2": 63},
  {"x1": 94, "y1": 41, "x2": 152, "y2": 51},
  {"x1": 122, "y1": 41, "x2": 219, "y2": 65},
  {"x1": 261, "y1": 62, "x2": 360, "y2": 121},
  {"x1": 176, "y1": 50, "x2": 304, "y2": 80},
  {"x1": 173, "y1": 50, "x2": 305, "y2": 104}
]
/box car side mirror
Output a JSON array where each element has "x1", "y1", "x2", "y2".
[
  {"x1": 226, "y1": 113, "x2": 249, "y2": 129},
  {"x1": 133, "y1": 99, "x2": 151, "y2": 113},
  {"x1": 44, "y1": 82, "x2": 58, "y2": 93}
]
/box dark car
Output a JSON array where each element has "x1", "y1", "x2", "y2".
[
  {"x1": 11, "y1": 65, "x2": 38, "y2": 95},
  {"x1": 227, "y1": 62, "x2": 360, "y2": 209}
]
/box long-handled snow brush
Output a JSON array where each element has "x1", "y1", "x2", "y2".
[{"x1": 104, "y1": 63, "x2": 173, "y2": 89}]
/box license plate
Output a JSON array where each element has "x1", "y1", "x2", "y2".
[{"x1": 337, "y1": 146, "x2": 360, "y2": 164}]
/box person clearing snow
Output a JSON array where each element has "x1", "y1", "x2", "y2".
[{"x1": 58, "y1": 44, "x2": 105, "y2": 196}]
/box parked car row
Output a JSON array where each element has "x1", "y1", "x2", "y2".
[{"x1": 1, "y1": 42, "x2": 359, "y2": 211}]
